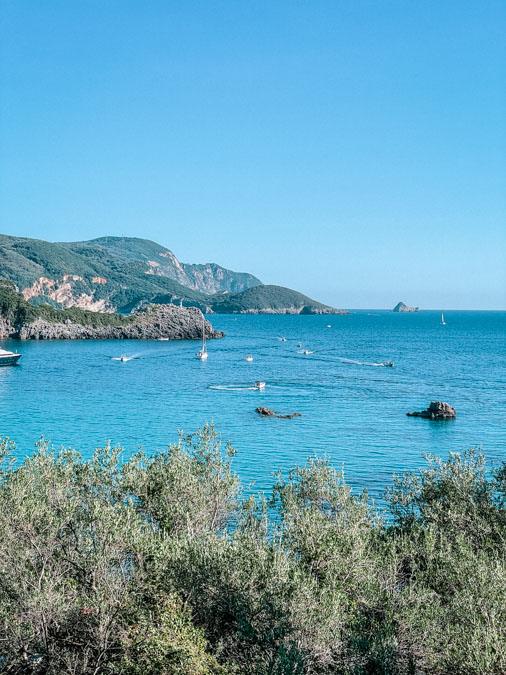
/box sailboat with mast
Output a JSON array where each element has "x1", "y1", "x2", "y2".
[
  {"x1": 195, "y1": 316, "x2": 208, "y2": 360},
  {"x1": 441, "y1": 312, "x2": 446, "y2": 325}
]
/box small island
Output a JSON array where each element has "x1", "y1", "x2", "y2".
[{"x1": 393, "y1": 301, "x2": 419, "y2": 313}]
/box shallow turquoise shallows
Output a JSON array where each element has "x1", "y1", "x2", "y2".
[{"x1": 1, "y1": 311, "x2": 505, "y2": 501}]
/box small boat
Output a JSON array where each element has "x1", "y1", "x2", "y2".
[
  {"x1": 327, "y1": 324, "x2": 331, "y2": 328},
  {"x1": 120, "y1": 355, "x2": 128, "y2": 363},
  {"x1": 254, "y1": 381, "x2": 266, "y2": 390},
  {"x1": 158, "y1": 337, "x2": 169, "y2": 341},
  {"x1": 302, "y1": 349, "x2": 314, "y2": 355},
  {"x1": 0, "y1": 348, "x2": 22, "y2": 366},
  {"x1": 195, "y1": 317, "x2": 208, "y2": 360},
  {"x1": 245, "y1": 355, "x2": 253, "y2": 362},
  {"x1": 441, "y1": 312, "x2": 446, "y2": 326},
  {"x1": 384, "y1": 360, "x2": 394, "y2": 367},
  {"x1": 280, "y1": 337, "x2": 287, "y2": 342},
  {"x1": 297, "y1": 342, "x2": 302, "y2": 348}
]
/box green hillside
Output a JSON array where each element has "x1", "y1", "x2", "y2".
[
  {"x1": 0, "y1": 234, "x2": 344, "y2": 314},
  {"x1": 209, "y1": 284, "x2": 337, "y2": 313}
]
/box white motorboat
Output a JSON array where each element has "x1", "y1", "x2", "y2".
[
  {"x1": 0, "y1": 348, "x2": 21, "y2": 366},
  {"x1": 441, "y1": 313, "x2": 446, "y2": 326},
  {"x1": 384, "y1": 360, "x2": 394, "y2": 367},
  {"x1": 245, "y1": 355, "x2": 253, "y2": 362},
  {"x1": 302, "y1": 349, "x2": 314, "y2": 355},
  {"x1": 120, "y1": 355, "x2": 128, "y2": 362},
  {"x1": 254, "y1": 381, "x2": 266, "y2": 390},
  {"x1": 158, "y1": 337, "x2": 170, "y2": 341},
  {"x1": 196, "y1": 317, "x2": 208, "y2": 360},
  {"x1": 280, "y1": 337, "x2": 287, "y2": 342}
]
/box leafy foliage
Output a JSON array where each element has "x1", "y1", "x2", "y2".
[{"x1": 0, "y1": 429, "x2": 503, "y2": 674}]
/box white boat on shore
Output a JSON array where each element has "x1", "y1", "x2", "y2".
[{"x1": 0, "y1": 348, "x2": 21, "y2": 366}]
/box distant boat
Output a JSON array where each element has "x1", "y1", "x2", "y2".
[
  {"x1": 158, "y1": 337, "x2": 169, "y2": 341},
  {"x1": 384, "y1": 361, "x2": 394, "y2": 367},
  {"x1": 254, "y1": 381, "x2": 266, "y2": 390},
  {"x1": 195, "y1": 317, "x2": 208, "y2": 360},
  {"x1": 0, "y1": 348, "x2": 21, "y2": 366},
  {"x1": 297, "y1": 342, "x2": 302, "y2": 348},
  {"x1": 120, "y1": 355, "x2": 128, "y2": 362},
  {"x1": 441, "y1": 312, "x2": 446, "y2": 325},
  {"x1": 327, "y1": 324, "x2": 331, "y2": 328},
  {"x1": 302, "y1": 349, "x2": 314, "y2": 355},
  {"x1": 245, "y1": 355, "x2": 253, "y2": 362},
  {"x1": 280, "y1": 337, "x2": 287, "y2": 342}
]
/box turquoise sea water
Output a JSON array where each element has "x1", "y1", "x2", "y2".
[{"x1": 1, "y1": 311, "x2": 505, "y2": 500}]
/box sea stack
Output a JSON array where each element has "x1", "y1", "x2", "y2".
[{"x1": 393, "y1": 302, "x2": 419, "y2": 312}]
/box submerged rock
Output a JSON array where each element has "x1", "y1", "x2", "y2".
[{"x1": 407, "y1": 401, "x2": 456, "y2": 419}]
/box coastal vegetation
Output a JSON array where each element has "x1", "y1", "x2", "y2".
[
  {"x1": 0, "y1": 425, "x2": 503, "y2": 674},
  {"x1": 0, "y1": 235, "x2": 342, "y2": 314},
  {"x1": 0, "y1": 280, "x2": 134, "y2": 329},
  {"x1": 0, "y1": 281, "x2": 223, "y2": 341}
]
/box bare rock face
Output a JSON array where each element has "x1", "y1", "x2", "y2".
[
  {"x1": 407, "y1": 401, "x2": 456, "y2": 419},
  {"x1": 17, "y1": 305, "x2": 224, "y2": 341}
]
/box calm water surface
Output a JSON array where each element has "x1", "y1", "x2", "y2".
[{"x1": 2, "y1": 311, "x2": 505, "y2": 500}]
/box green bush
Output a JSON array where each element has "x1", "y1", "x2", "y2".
[{"x1": 0, "y1": 429, "x2": 504, "y2": 674}]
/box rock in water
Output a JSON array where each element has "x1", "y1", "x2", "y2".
[
  {"x1": 255, "y1": 407, "x2": 301, "y2": 419},
  {"x1": 393, "y1": 302, "x2": 419, "y2": 312},
  {"x1": 256, "y1": 407, "x2": 276, "y2": 417},
  {"x1": 407, "y1": 401, "x2": 456, "y2": 419}
]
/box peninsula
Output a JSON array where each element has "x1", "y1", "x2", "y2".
[{"x1": 0, "y1": 281, "x2": 223, "y2": 340}]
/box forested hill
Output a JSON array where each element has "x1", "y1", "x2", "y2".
[{"x1": 0, "y1": 234, "x2": 347, "y2": 314}]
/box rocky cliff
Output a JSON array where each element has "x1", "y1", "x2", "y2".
[{"x1": 17, "y1": 305, "x2": 223, "y2": 341}]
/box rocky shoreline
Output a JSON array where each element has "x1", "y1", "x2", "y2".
[{"x1": 1, "y1": 304, "x2": 224, "y2": 341}]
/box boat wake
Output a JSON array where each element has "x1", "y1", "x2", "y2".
[
  {"x1": 209, "y1": 385, "x2": 264, "y2": 391},
  {"x1": 339, "y1": 357, "x2": 392, "y2": 367}
]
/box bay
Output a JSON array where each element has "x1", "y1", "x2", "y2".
[{"x1": 1, "y1": 310, "x2": 505, "y2": 500}]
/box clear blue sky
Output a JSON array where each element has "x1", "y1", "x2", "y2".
[{"x1": 1, "y1": 0, "x2": 505, "y2": 308}]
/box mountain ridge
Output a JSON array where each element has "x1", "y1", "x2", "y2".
[{"x1": 0, "y1": 234, "x2": 347, "y2": 315}]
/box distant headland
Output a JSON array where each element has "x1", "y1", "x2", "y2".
[
  {"x1": 393, "y1": 301, "x2": 419, "y2": 313},
  {"x1": 0, "y1": 234, "x2": 348, "y2": 315}
]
